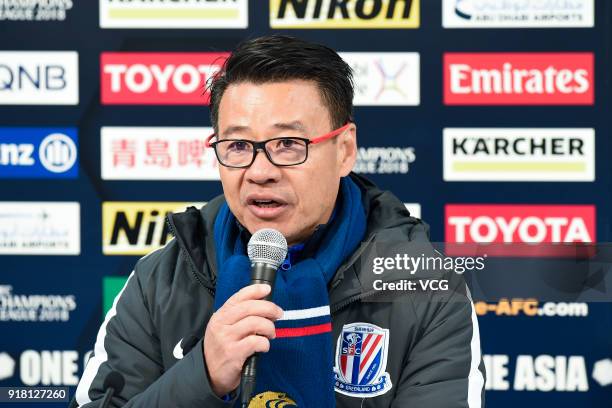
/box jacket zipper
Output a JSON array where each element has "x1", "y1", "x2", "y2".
[
  {"x1": 166, "y1": 214, "x2": 216, "y2": 297},
  {"x1": 329, "y1": 233, "x2": 381, "y2": 315}
]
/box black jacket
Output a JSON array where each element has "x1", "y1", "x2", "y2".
[{"x1": 75, "y1": 173, "x2": 486, "y2": 407}]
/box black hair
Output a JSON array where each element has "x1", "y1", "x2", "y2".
[{"x1": 208, "y1": 35, "x2": 354, "y2": 132}]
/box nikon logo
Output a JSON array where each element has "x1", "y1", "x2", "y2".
[
  {"x1": 270, "y1": 0, "x2": 419, "y2": 29},
  {"x1": 102, "y1": 202, "x2": 204, "y2": 255}
]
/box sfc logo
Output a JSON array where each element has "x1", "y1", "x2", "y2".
[{"x1": 334, "y1": 322, "x2": 392, "y2": 397}]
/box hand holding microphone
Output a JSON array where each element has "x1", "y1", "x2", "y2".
[{"x1": 203, "y1": 229, "x2": 287, "y2": 403}]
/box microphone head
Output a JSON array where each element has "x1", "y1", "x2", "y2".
[
  {"x1": 103, "y1": 371, "x2": 125, "y2": 393},
  {"x1": 247, "y1": 228, "x2": 288, "y2": 269}
]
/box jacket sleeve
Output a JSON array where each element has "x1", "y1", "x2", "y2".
[
  {"x1": 74, "y1": 266, "x2": 235, "y2": 407},
  {"x1": 391, "y1": 272, "x2": 486, "y2": 408}
]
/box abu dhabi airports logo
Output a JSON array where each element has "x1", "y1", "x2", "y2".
[
  {"x1": 340, "y1": 53, "x2": 419, "y2": 106},
  {"x1": 0, "y1": 1, "x2": 73, "y2": 22},
  {"x1": 0, "y1": 202, "x2": 80, "y2": 255},
  {"x1": 270, "y1": 0, "x2": 419, "y2": 29},
  {"x1": 99, "y1": 0, "x2": 248, "y2": 28},
  {"x1": 443, "y1": 0, "x2": 594, "y2": 28}
]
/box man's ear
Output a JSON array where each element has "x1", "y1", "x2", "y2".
[{"x1": 338, "y1": 123, "x2": 357, "y2": 177}]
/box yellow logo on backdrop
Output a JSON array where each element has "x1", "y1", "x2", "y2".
[
  {"x1": 102, "y1": 202, "x2": 205, "y2": 255},
  {"x1": 270, "y1": 0, "x2": 419, "y2": 29}
]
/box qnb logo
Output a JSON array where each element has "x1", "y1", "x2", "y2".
[
  {"x1": 39, "y1": 133, "x2": 77, "y2": 173},
  {"x1": 0, "y1": 64, "x2": 67, "y2": 91},
  {"x1": 444, "y1": 53, "x2": 594, "y2": 105},
  {"x1": 101, "y1": 53, "x2": 228, "y2": 105},
  {"x1": 0, "y1": 52, "x2": 78, "y2": 105}
]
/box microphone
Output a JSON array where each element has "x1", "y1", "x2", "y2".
[
  {"x1": 240, "y1": 228, "x2": 288, "y2": 407},
  {"x1": 99, "y1": 371, "x2": 125, "y2": 408}
]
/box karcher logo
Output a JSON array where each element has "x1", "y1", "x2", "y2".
[
  {"x1": 102, "y1": 202, "x2": 204, "y2": 255},
  {"x1": 270, "y1": 0, "x2": 419, "y2": 29}
]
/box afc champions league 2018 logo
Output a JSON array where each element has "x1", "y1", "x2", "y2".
[{"x1": 334, "y1": 322, "x2": 393, "y2": 398}]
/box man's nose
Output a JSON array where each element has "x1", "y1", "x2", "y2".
[{"x1": 245, "y1": 148, "x2": 282, "y2": 184}]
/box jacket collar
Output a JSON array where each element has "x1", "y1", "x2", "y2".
[{"x1": 167, "y1": 172, "x2": 428, "y2": 305}]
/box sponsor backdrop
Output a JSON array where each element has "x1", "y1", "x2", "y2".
[{"x1": 0, "y1": 1, "x2": 610, "y2": 406}]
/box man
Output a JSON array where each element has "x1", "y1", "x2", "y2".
[{"x1": 75, "y1": 35, "x2": 485, "y2": 407}]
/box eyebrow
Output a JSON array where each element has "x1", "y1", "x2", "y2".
[
  {"x1": 220, "y1": 121, "x2": 307, "y2": 139},
  {"x1": 220, "y1": 125, "x2": 250, "y2": 139},
  {"x1": 272, "y1": 121, "x2": 306, "y2": 133}
]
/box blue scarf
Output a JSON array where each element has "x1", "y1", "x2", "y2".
[{"x1": 213, "y1": 177, "x2": 366, "y2": 407}]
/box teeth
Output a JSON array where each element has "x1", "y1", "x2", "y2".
[{"x1": 253, "y1": 199, "x2": 280, "y2": 207}]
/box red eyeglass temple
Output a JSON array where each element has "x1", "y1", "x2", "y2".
[{"x1": 204, "y1": 122, "x2": 352, "y2": 148}]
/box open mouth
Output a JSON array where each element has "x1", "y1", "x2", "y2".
[{"x1": 246, "y1": 196, "x2": 289, "y2": 219}]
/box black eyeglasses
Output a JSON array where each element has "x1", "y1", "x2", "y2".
[{"x1": 205, "y1": 123, "x2": 351, "y2": 168}]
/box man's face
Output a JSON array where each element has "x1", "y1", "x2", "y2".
[{"x1": 216, "y1": 80, "x2": 357, "y2": 246}]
